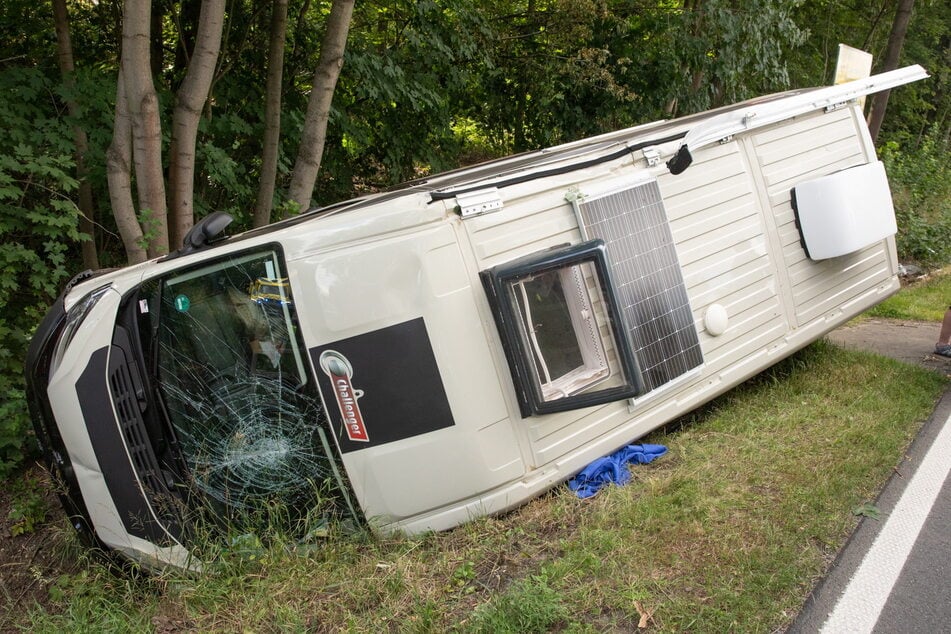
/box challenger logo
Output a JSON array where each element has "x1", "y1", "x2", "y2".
[{"x1": 318, "y1": 350, "x2": 369, "y2": 442}]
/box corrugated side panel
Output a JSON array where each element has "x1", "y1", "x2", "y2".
[
  {"x1": 463, "y1": 186, "x2": 584, "y2": 267},
  {"x1": 463, "y1": 185, "x2": 591, "y2": 466},
  {"x1": 751, "y1": 108, "x2": 891, "y2": 324},
  {"x1": 464, "y1": 108, "x2": 883, "y2": 468},
  {"x1": 465, "y1": 139, "x2": 791, "y2": 466},
  {"x1": 659, "y1": 141, "x2": 787, "y2": 382}
]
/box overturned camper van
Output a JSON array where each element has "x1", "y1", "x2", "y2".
[{"x1": 26, "y1": 66, "x2": 926, "y2": 568}]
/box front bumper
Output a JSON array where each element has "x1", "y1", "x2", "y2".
[{"x1": 24, "y1": 290, "x2": 102, "y2": 547}]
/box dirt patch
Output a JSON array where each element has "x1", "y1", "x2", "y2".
[{"x1": 0, "y1": 464, "x2": 77, "y2": 632}]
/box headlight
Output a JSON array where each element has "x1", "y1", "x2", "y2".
[{"x1": 49, "y1": 284, "x2": 112, "y2": 376}]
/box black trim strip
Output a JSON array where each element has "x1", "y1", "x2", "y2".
[
  {"x1": 789, "y1": 187, "x2": 813, "y2": 260},
  {"x1": 430, "y1": 132, "x2": 688, "y2": 203},
  {"x1": 77, "y1": 347, "x2": 171, "y2": 544}
]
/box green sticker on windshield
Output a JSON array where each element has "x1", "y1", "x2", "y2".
[{"x1": 174, "y1": 294, "x2": 191, "y2": 312}]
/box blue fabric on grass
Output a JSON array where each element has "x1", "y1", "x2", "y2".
[{"x1": 567, "y1": 444, "x2": 668, "y2": 499}]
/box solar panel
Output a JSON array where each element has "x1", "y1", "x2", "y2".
[{"x1": 575, "y1": 181, "x2": 703, "y2": 392}]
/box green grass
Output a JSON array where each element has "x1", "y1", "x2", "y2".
[
  {"x1": 865, "y1": 266, "x2": 951, "y2": 322},
  {"x1": 17, "y1": 342, "x2": 948, "y2": 633}
]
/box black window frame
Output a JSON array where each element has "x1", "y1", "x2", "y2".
[{"x1": 481, "y1": 240, "x2": 644, "y2": 417}]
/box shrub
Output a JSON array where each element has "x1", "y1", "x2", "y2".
[
  {"x1": 880, "y1": 127, "x2": 951, "y2": 269},
  {"x1": 0, "y1": 67, "x2": 85, "y2": 477}
]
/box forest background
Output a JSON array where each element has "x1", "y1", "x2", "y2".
[{"x1": 0, "y1": 0, "x2": 949, "y2": 478}]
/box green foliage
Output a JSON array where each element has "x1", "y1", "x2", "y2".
[
  {"x1": 790, "y1": 0, "x2": 950, "y2": 148},
  {"x1": 0, "y1": 67, "x2": 86, "y2": 477},
  {"x1": 874, "y1": 1, "x2": 950, "y2": 148},
  {"x1": 866, "y1": 267, "x2": 951, "y2": 322},
  {"x1": 195, "y1": 112, "x2": 257, "y2": 221},
  {"x1": 0, "y1": 384, "x2": 29, "y2": 480},
  {"x1": 880, "y1": 128, "x2": 951, "y2": 268},
  {"x1": 474, "y1": 0, "x2": 616, "y2": 151},
  {"x1": 472, "y1": 0, "x2": 807, "y2": 153},
  {"x1": 323, "y1": 0, "x2": 495, "y2": 195},
  {"x1": 7, "y1": 474, "x2": 48, "y2": 536},
  {"x1": 450, "y1": 559, "x2": 477, "y2": 593},
  {"x1": 653, "y1": 0, "x2": 808, "y2": 114}
]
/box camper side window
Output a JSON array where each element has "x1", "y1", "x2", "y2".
[
  {"x1": 482, "y1": 240, "x2": 644, "y2": 417},
  {"x1": 511, "y1": 264, "x2": 608, "y2": 400}
]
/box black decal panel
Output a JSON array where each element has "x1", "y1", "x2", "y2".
[{"x1": 311, "y1": 318, "x2": 455, "y2": 453}]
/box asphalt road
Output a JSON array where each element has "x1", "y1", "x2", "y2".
[{"x1": 788, "y1": 321, "x2": 951, "y2": 633}]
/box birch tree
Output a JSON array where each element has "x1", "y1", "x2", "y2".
[
  {"x1": 867, "y1": 0, "x2": 916, "y2": 143},
  {"x1": 287, "y1": 0, "x2": 355, "y2": 212},
  {"x1": 51, "y1": 0, "x2": 99, "y2": 269},
  {"x1": 167, "y1": 0, "x2": 226, "y2": 247},
  {"x1": 253, "y1": 0, "x2": 289, "y2": 228}
]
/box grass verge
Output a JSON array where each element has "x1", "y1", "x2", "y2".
[
  {"x1": 17, "y1": 342, "x2": 948, "y2": 633},
  {"x1": 865, "y1": 266, "x2": 951, "y2": 322}
]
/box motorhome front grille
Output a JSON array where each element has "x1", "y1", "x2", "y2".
[
  {"x1": 108, "y1": 351, "x2": 167, "y2": 500},
  {"x1": 576, "y1": 181, "x2": 703, "y2": 392}
]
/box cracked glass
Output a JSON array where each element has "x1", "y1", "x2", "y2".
[{"x1": 145, "y1": 249, "x2": 349, "y2": 519}]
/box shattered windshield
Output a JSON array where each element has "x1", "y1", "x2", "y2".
[{"x1": 147, "y1": 248, "x2": 345, "y2": 518}]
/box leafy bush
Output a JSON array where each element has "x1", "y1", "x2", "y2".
[
  {"x1": 880, "y1": 128, "x2": 951, "y2": 269},
  {"x1": 7, "y1": 474, "x2": 49, "y2": 536},
  {"x1": 0, "y1": 67, "x2": 85, "y2": 477}
]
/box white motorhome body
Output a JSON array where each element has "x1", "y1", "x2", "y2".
[{"x1": 25, "y1": 66, "x2": 926, "y2": 568}]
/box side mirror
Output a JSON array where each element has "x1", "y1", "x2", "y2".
[
  {"x1": 164, "y1": 212, "x2": 234, "y2": 260},
  {"x1": 182, "y1": 211, "x2": 233, "y2": 253}
]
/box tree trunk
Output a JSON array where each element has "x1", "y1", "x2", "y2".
[
  {"x1": 867, "y1": 0, "x2": 915, "y2": 144},
  {"x1": 173, "y1": 0, "x2": 202, "y2": 87},
  {"x1": 286, "y1": 0, "x2": 355, "y2": 213},
  {"x1": 121, "y1": 0, "x2": 170, "y2": 256},
  {"x1": 150, "y1": 0, "x2": 165, "y2": 79},
  {"x1": 253, "y1": 0, "x2": 289, "y2": 228},
  {"x1": 167, "y1": 0, "x2": 226, "y2": 248},
  {"x1": 287, "y1": 0, "x2": 313, "y2": 93},
  {"x1": 51, "y1": 0, "x2": 100, "y2": 270},
  {"x1": 107, "y1": 72, "x2": 149, "y2": 264}
]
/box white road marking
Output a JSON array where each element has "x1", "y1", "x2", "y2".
[{"x1": 820, "y1": 408, "x2": 951, "y2": 633}]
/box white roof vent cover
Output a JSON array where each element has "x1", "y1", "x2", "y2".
[{"x1": 791, "y1": 161, "x2": 897, "y2": 260}]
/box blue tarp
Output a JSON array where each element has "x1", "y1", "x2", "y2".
[{"x1": 567, "y1": 444, "x2": 668, "y2": 498}]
